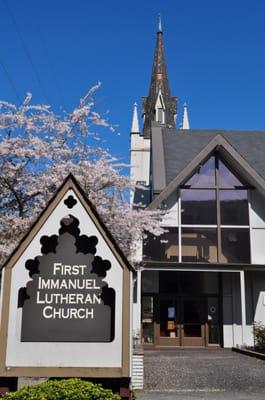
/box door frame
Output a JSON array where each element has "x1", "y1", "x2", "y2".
[{"x1": 153, "y1": 294, "x2": 221, "y2": 347}]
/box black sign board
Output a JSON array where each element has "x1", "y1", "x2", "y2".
[{"x1": 19, "y1": 214, "x2": 115, "y2": 342}]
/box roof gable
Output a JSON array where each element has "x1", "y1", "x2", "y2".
[
  {"x1": 159, "y1": 128, "x2": 265, "y2": 186},
  {"x1": 148, "y1": 134, "x2": 265, "y2": 209}
]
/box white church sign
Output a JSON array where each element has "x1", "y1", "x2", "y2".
[{"x1": 0, "y1": 175, "x2": 132, "y2": 378}]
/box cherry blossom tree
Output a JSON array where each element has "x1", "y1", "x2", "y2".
[{"x1": 0, "y1": 85, "x2": 163, "y2": 266}]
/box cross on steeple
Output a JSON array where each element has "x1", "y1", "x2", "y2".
[{"x1": 142, "y1": 15, "x2": 177, "y2": 137}]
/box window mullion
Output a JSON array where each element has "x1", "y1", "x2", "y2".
[
  {"x1": 178, "y1": 192, "x2": 182, "y2": 262},
  {"x1": 216, "y1": 155, "x2": 221, "y2": 262}
]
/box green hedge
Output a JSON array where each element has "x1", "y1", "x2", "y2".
[
  {"x1": 253, "y1": 322, "x2": 265, "y2": 353},
  {"x1": 2, "y1": 378, "x2": 121, "y2": 400}
]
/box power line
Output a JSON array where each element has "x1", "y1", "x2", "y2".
[
  {"x1": 3, "y1": 0, "x2": 50, "y2": 104},
  {"x1": 0, "y1": 56, "x2": 22, "y2": 103}
]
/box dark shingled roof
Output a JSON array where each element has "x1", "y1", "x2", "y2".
[{"x1": 162, "y1": 128, "x2": 265, "y2": 185}]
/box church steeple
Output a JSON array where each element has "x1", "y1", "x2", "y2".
[{"x1": 142, "y1": 15, "x2": 177, "y2": 137}]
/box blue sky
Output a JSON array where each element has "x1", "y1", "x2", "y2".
[{"x1": 1, "y1": 0, "x2": 265, "y2": 163}]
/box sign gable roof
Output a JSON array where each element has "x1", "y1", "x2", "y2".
[{"x1": 2, "y1": 174, "x2": 134, "y2": 273}]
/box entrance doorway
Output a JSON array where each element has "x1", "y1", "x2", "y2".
[
  {"x1": 141, "y1": 271, "x2": 221, "y2": 347},
  {"x1": 157, "y1": 296, "x2": 220, "y2": 347}
]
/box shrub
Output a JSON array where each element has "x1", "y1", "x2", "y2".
[
  {"x1": 2, "y1": 378, "x2": 121, "y2": 400},
  {"x1": 253, "y1": 322, "x2": 265, "y2": 353}
]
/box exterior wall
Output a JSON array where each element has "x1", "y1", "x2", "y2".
[
  {"x1": 222, "y1": 271, "x2": 265, "y2": 348},
  {"x1": 160, "y1": 192, "x2": 179, "y2": 227},
  {"x1": 252, "y1": 271, "x2": 265, "y2": 325},
  {"x1": 135, "y1": 162, "x2": 265, "y2": 348},
  {"x1": 222, "y1": 272, "x2": 249, "y2": 347},
  {"x1": 249, "y1": 189, "x2": 265, "y2": 264},
  {"x1": 130, "y1": 133, "x2": 151, "y2": 194}
]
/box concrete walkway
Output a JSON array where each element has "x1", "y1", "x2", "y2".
[{"x1": 136, "y1": 349, "x2": 265, "y2": 400}]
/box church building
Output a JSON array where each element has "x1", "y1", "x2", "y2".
[{"x1": 130, "y1": 17, "x2": 265, "y2": 348}]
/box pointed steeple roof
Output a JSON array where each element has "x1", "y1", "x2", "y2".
[
  {"x1": 182, "y1": 102, "x2": 190, "y2": 130},
  {"x1": 131, "y1": 102, "x2": 140, "y2": 133},
  {"x1": 142, "y1": 15, "x2": 177, "y2": 137}
]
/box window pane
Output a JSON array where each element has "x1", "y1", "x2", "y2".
[
  {"x1": 185, "y1": 156, "x2": 216, "y2": 186},
  {"x1": 160, "y1": 300, "x2": 178, "y2": 338},
  {"x1": 182, "y1": 228, "x2": 218, "y2": 263},
  {"x1": 220, "y1": 228, "x2": 250, "y2": 263},
  {"x1": 219, "y1": 160, "x2": 244, "y2": 187},
  {"x1": 220, "y1": 190, "x2": 249, "y2": 225},
  {"x1": 159, "y1": 271, "x2": 179, "y2": 293},
  {"x1": 183, "y1": 299, "x2": 202, "y2": 337},
  {"x1": 143, "y1": 228, "x2": 179, "y2": 262},
  {"x1": 142, "y1": 296, "x2": 154, "y2": 344},
  {"x1": 181, "y1": 189, "x2": 217, "y2": 225},
  {"x1": 180, "y1": 272, "x2": 201, "y2": 294}
]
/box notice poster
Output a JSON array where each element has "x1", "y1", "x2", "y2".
[{"x1": 168, "y1": 306, "x2": 175, "y2": 319}]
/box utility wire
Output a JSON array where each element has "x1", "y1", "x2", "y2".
[
  {"x1": 3, "y1": 0, "x2": 50, "y2": 104},
  {"x1": 0, "y1": 56, "x2": 22, "y2": 103}
]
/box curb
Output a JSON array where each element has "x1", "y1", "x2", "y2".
[{"x1": 232, "y1": 347, "x2": 265, "y2": 361}]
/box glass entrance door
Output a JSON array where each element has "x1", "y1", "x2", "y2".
[
  {"x1": 206, "y1": 297, "x2": 220, "y2": 345},
  {"x1": 153, "y1": 295, "x2": 221, "y2": 347},
  {"x1": 157, "y1": 298, "x2": 180, "y2": 346},
  {"x1": 181, "y1": 297, "x2": 205, "y2": 346}
]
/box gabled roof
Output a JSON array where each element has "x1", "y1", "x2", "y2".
[
  {"x1": 149, "y1": 128, "x2": 265, "y2": 209},
  {"x1": 2, "y1": 174, "x2": 134, "y2": 272}
]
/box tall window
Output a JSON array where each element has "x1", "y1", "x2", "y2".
[
  {"x1": 143, "y1": 153, "x2": 251, "y2": 264},
  {"x1": 180, "y1": 153, "x2": 250, "y2": 264}
]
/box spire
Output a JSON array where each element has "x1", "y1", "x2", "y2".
[
  {"x1": 142, "y1": 16, "x2": 177, "y2": 137},
  {"x1": 182, "y1": 102, "x2": 190, "y2": 130},
  {"x1": 157, "y1": 13, "x2": 162, "y2": 33},
  {"x1": 131, "y1": 102, "x2": 140, "y2": 133}
]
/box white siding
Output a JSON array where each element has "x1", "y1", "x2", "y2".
[
  {"x1": 251, "y1": 229, "x2": 265, "y2": 264},
  {"x1": 249, "y1": 190, "x2": 265, "y2": 228},
  {"x1": 252, "y1": 271, "x2": 265, "y2": 325},
  {"x1": 222, "y1": 272, "x2": 255, "y2": 347},
  {"x1": 161, "y1": 192, "x2": 179, "y2": 227},
  {"x1": 249, "y1": 190, "x2": 265, "y2": 264},
  {"x1": 130, "y1": 133, "x2": 151, "y2": 204}
]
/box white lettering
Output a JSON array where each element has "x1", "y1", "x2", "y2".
[
  {"x1": 43, "y1": 306, "x2": 53, "y2": 318},
  {"x1": 53, "y1": 263, "x2": 62, "y2": 275},
  {"x1": 52, "y1": 263, "x2": 88, "y2": 276},
  {"x1": 42, "y1": 306, "x2": 94, "y2": 319}
]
